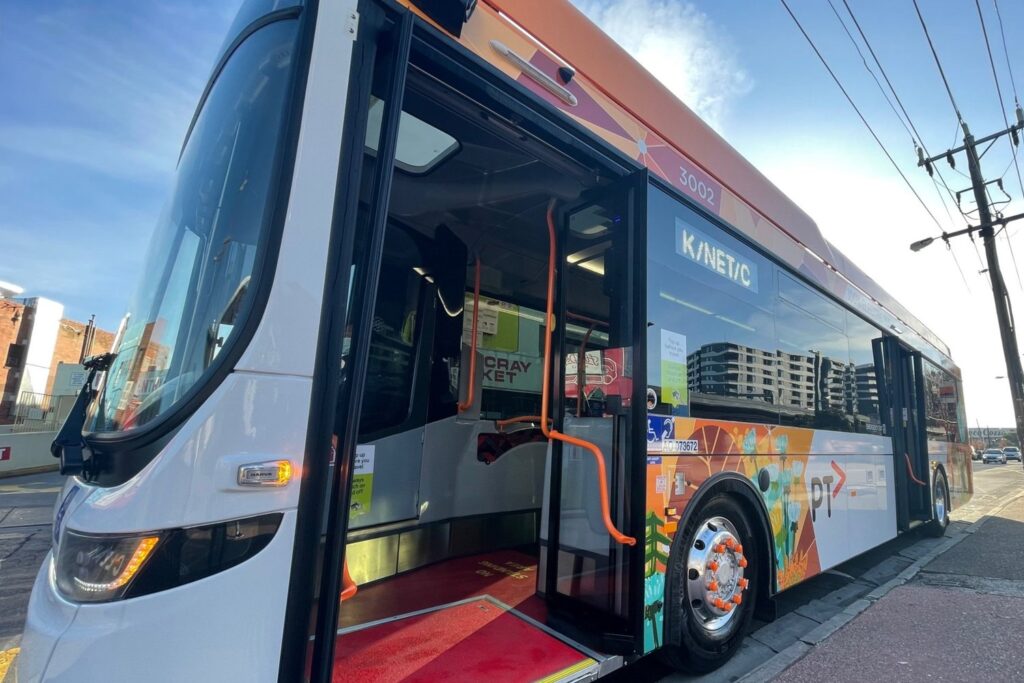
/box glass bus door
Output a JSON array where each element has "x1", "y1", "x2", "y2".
[
  {"x1": 883, "y1": 338, "x2": 931, "y2": 530},
  {"x1": 541, "y1": 173, "x2": 646, "y2": 652}
]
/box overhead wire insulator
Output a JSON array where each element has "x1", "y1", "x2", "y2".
[{"x1": 947, "y1": 151, "x2": 956, "y2": 169}]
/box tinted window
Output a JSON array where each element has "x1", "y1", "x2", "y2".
[
  {"x1": 774, "y1": 275, "x2": 850, "y2": 430},
  {"x1": 846, "y1": 313, "x2": 886, "y2": 433},
  {"x1": 923, "y1": 360, "x2": 964, "y2": 442},
  {"x1": 358, "y1": 225, "x2": 424, "y2": 436},
  {"x1": 646, "y1": 186, "x2": 778, "y2": 423}
]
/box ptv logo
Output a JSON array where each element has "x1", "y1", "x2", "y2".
[{"x1": 810, "y1": 461, "x2": 846, "y2": 522}]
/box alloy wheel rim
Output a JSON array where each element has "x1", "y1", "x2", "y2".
[
  {"x1": 685, "y1": 516, "x2": 748, "y2": 632},
  {"x1": 934, "y1": 476, "x2": 946, "y2": 524}
]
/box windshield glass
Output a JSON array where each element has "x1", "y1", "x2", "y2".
[{"x1": 87, "y1": 19, "x2": 299, "y2": 433}]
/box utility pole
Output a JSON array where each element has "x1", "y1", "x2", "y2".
[{"x1": 915, "y1": 109, "x2": 1024, "y2": 454}]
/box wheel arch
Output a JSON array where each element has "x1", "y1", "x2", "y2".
[{"x1": 663, "y1": 471, "x2": 777, "y2": 649}]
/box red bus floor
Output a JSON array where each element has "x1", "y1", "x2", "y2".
[
  {"x1": 337, "y1": 549, "x2": 546, "y2": 628},
  {"x1": 332, "y1": 549, "x2": 596, "y2": 682}
]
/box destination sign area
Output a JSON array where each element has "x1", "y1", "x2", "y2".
[{"x1": 675, "y1": 218, "x2": 758, "y2": 292}]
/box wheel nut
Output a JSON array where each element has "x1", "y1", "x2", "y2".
[
  {"x1": 708, "y1": 560, "x2": 719, "y2": 571},
  {"x1": 732, "y1": 594, "x2": 742, "y2": 605},
  {"x1": 739, "y1": 578, "x2": 750, "y2": 590},
  {"x1": 725, "y1": 538, "x2": 736, "y2": 550},
  {"x1": 714, "y1": 544, "x2": 725, "y2": 553},
  {"x1": 738, "y1": 557, "x2": 748, "y2": 568},
  {"x1": 708, "y1": 580, "x2": 719, "y2": 592}
]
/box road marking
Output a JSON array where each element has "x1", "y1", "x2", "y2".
[{"x1": 0, "y1": 647, "x2": 19, "y2": 679}]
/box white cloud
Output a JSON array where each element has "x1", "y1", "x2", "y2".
[{"x1": 571, "y1": 0, "x2": 752, "y2": 132}]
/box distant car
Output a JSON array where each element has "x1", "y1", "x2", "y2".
[
  {"x1": 983, "y1": 448, "x2": 1007, "y2": 464},
  {"x1": 1002, "y1": 447, "x2": 1021, "y2": 462}
]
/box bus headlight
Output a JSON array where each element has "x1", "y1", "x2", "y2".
[
  {"x1": 54, "y1": 513, "x2": 283, "y2": 603},
  {"x1": 55, "y1": 531, "x2": 161, "y2": 602}
]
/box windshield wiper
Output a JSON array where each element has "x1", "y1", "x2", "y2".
[{"x1": 51, "y1": 352, "x2": 116, "y2": 477}]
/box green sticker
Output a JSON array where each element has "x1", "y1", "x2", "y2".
[
  {"x1": 660, "y1": 330, "x2": 687, "y2": 405},
  {"x1": 350, "y1": 445, "x2": 375, "y2": 519}
]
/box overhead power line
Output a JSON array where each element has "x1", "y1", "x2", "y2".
[
  {"x1": 975, "y1": 0, "x2": 1024, "y2": 290},
  {"x1": 992, "y1": 0, "x2": 1020, "y2": 106},
  {"x1": 912, "y1": 0, "x2": 965, "y2": 124},
  {"x1": 779, "y1": 0, "x2": 944, "y2": 232},
  {"x1": 838, "y1": 0, "x2": 968, "y2": 225},
  {"x1": 975, "y1": 0, "x2": 1024, "y2": 207}
]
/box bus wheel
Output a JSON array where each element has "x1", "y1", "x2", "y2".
[
  {"x1": 923, "y1": 469, "x2": 950, "y2": 538},
  {"x1": 661, "y1": 494, "x2": 758, "y2": 673}
]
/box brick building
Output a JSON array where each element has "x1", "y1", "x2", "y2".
[{"x1": 1, "y1": 283, "x2": 115, "y2": 424}]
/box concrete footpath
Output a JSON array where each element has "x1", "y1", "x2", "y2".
[
  {"x1": 750, "y1": 481, "x2": 1024, "y2": 682},
  {"x1": 0, "y1": 471, "x2": 63, "y2": 679}
]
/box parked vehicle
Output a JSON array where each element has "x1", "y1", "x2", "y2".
[
  {"x1": 983, "y1": 448, "x2": 1007, "y2": 464},
  {"x1": 1002, "y1": 447, "x2": 1021, "y2": 462}
]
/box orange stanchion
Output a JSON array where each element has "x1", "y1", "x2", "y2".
[
  {"x1": 904, "y1": 452, "x2": 929, "y2": 487},
  {"x1": 340, "y1": 559, "x2": 358, "y2": 601},
  {"x1": 458, "y1": 256, "x2": 482, "y2": 412}
]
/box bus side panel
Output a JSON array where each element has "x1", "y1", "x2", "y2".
[
  {"x1": 642, "y1": 416, "x2": 896, "y2": 653},
  {"x1": 930, "y1": 440, "x2": 973, "y2": 510}
]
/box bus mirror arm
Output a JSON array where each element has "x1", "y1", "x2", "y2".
[{"x1": 50, "y1": 352, "x2": 116, "y2": 477}]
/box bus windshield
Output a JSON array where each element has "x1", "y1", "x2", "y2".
[{"x1": 87, "y1": 18, "x2": 299, "y2": 434}]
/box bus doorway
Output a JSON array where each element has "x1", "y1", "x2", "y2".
[
  {"x1": 881, "y1": 338, "x2": 931, "y2": 530},
  {"x1": 319, "y1": 24, "x2": 643, "y2": 681}
]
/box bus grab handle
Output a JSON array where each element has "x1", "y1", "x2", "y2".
[{"x1": 903, "y1": 452, "x2": 928, "y2": 487}]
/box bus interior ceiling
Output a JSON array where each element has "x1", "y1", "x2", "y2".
[{"x1": 333, "y1": 68, "x2": 619, "y2": 676}]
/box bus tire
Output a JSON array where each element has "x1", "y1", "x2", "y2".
[
  {"x1": 660, "y1": 494, "x2": 759, "y2": 673},
  {"x1": 923, "y1": 468, "x2": 949, "y2": 538}
]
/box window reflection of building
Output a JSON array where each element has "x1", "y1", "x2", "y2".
[{"x1": 687, "y1": 342, "x2": 881, "y2": 430}]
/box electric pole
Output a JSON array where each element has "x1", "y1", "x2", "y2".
[{"x1": 915, "y1": 109, "x2": 1024, "y2": 454}]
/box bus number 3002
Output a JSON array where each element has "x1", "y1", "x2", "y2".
[{"x1": 679, "y1": 165, "x2": 716, "y2": 209}]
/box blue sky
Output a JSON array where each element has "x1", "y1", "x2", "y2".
[
  {"x1": 0, "y1": 1, "x2": 239, "y2": 327},
  {"x1": 3, "y1": 0, "x2": 1023, "y2": 424}
]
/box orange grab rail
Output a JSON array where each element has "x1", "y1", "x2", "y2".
[
  {"x1": 904, "y1": 452, "x2": 928, "y2": 487},
  {"x1": 495, "y1": 415, "x2": 550, "y2": 431},
  {"x1": 457, "y1": 256, "x2": 481, "y2": 412},
  {"x1": 540, "y1": 200, "x2": 636, "y2": 546}
]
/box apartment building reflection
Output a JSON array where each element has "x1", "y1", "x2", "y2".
[{"x1": 687, "y1": 342, "x2": 881, "y2": 429}]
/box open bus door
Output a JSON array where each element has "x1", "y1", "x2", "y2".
[
  {"x1": 879, "y1": 337, "x2": 931, "y2": 531},
  {"x1": 539, "y1": 171, "x2": 648, "y2": 654}
]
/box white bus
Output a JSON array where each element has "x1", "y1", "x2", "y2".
[{"x1": 19, "y1": 0, "x2": 971, "y2": 681}]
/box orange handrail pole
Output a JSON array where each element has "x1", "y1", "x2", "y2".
[
  {"x1": 458, "y1": 256, "x2": 482, "y2": 412},
  {"x1": 904, "y1": 452, "x2": 928, "y2": 487},
  {"x1": 340, "y1": 558, "x2": 358, "y2": 601},
  {"x1": 541, "y1": 200, "x2": 636, "y2": 546}
]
